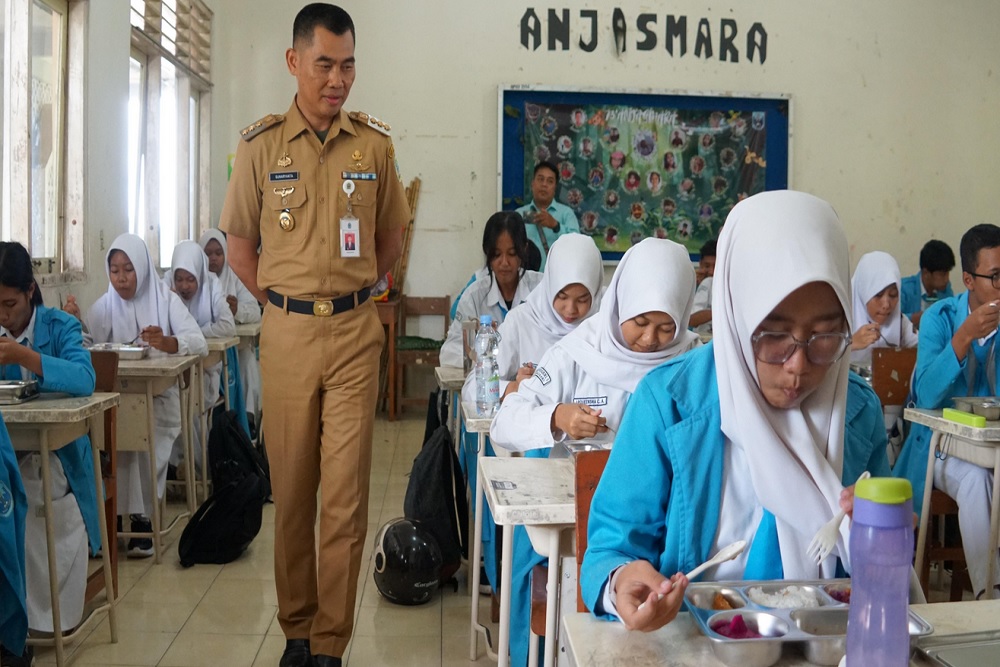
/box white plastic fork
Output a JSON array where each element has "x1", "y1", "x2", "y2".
[{"x1": 807, "y1": 471, "x2": 872, "y2": 564}]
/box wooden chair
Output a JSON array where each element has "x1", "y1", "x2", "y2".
[
  {"x1": 871, "y1": 348, "x2": 967, "y2": 600},
  {"x1": 88, "y1": 350, "x2": 119, "y2": 601},
  {"x1": 528, "y1": 449, "x2": 611, "y2": 664},
  {"x1": 393, "y1": 295, "x2": 450, "y2": 416}
]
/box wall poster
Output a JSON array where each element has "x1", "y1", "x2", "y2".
[{"x1": 499, "y1": 87, "x2": 791, "y2": 259}]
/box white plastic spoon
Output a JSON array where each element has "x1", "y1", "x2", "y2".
[{"x1": 636, "y1": 540, "x2": 748, "y2": 611}]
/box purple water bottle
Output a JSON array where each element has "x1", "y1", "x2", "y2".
[{"x1": 845, "y1": 477, "x2": 914, "y2": 667}]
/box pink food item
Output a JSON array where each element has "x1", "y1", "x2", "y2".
[
  {"x1": 827, "y1": 587, "x2": 851, "y2": 604},
  {"x1": 712, "y1": 614, "x2": 763, "y2": 639}
]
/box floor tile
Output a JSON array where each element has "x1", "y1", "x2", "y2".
[
  {"x1": 353, "y1": 599, "x2": 442, "y2": 637},
  {"x1": 158, "y1": 629, "x2": 264, "y2": 667},
  {"x1": 71, "y1": 627, "x2": 175, "y2": 666},
  {"x1": 344, "y1": 634, "x2": 440, "y2": 667},
  {"x1": 182, "y1": 599, "x2": 277, "y2": 635}
]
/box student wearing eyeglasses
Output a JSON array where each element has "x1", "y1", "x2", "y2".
[
  {"x1": 581, "y1": 191, "x2": 891, "y2": 631},
  {"x1": 894, "y1": 223, "x2": 1000, "y2": 600}
]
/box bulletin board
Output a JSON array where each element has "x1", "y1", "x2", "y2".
[{"x1": 498, "y1": 86, "x2": 791, "y2": 259}]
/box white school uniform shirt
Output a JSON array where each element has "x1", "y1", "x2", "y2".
[
  {"x1": 199, "y1": 229, "x2": 262, "y2": 325},
  {"x1": 440, "y1": 269, "x2": 543, "y2": 368},
  {"x1": 692, "y1": 276, "x2": 713, "y2": 335},
  {"x1": 491, "y1": 237, "x2": 701, "y2": 452},
  {"x1": 85, "y1": 233, "x2": 208, "y2": 516}
]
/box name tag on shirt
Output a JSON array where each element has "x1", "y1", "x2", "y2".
[
  {"x1": 573, "y1": 396, "x2": 608, "y2": 407},
  {"x1": 269, "y1": 171, "x2": 299, "y2": 182},
  {"x1": 342, "y1": 171, "x2": 377, "y2": 181}
]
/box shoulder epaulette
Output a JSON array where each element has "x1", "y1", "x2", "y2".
[
  {"x1": 348, "y1": 111, "x2": 392, "y2": 136},
  {"x1": 239, "y1": 114, "x2": 284, "y2": 141}
]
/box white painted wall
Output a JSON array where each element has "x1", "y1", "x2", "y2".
[
  {"x1": 209, "y1": 0, "x2": 998, "y2": 302},
  {"x1": 46, "y1": 1, "x2": 998, "y2": 311}
]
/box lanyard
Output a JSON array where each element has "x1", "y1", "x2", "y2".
[{"x1": 966, "y1": 334, "x2": 998, "y2": 397}]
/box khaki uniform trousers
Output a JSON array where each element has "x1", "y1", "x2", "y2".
[{"x1": 260, "y1": 298, "x2": 383, "y2": 657}]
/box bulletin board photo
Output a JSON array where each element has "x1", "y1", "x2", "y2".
[{"x1": 498, "y1": 86, "x2": 791, "y2": 260}]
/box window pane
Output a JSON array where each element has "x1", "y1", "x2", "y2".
[
  {"x1": 189, "y1": 94, "x2": 198, "y2": 232},
  {"x1": 159, "y1": 57, "x2": 178, "y2": 267},
  {"x1": 128, "y1": 55, "x2": 145, "y2": 235},
  {"x1": 30, "y1": 0, "x2": 65, "y2": 259}
]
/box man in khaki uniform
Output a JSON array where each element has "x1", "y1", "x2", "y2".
[{"x1": 219, "y1": 5, "x2": 409, "y2": 667}]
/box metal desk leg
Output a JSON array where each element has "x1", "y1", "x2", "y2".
[
  {"x1": 88, "y1": 414, "x2": 117, "y2": 643},
  {"x1": 144, "y1": 382, "x2": 163, "y2": 564},
  {"x1": 986, "y1": 447, "x2": 1000, "y2": 592},
  {"x1": 470, "y1": 432, "x2": 496, "y2": 661},
  {"x1": 914, "y1": 430, "x2": 940, "y2": 577},
  {"x1": 38, "y1": 433, "x2": 65, "y2": 666},
  {"x1": 498, "y1": 513, "x2": 514, "y2": 667},
  {"x1": 543, "y1": 528, "x2": 561, "y2": 667}
]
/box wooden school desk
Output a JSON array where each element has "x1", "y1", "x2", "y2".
[
  {"x1": 3, "y1": 392, "x2": 120, "y2": 666},
  {"x1": 116, "y1": 354, "x2": 200, "y2": 563}
]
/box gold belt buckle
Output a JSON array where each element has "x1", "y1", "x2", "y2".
[{"x1": 313, "y1": 300, "x2": 334, "y2": 317}]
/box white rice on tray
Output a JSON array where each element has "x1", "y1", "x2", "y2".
[{"x1": 746, "y1": 585, "x2": 819, "y2": 608}]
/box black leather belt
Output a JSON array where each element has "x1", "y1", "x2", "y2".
[{"x1": 267, "y1": 287, "x2": 371, "y2": 317}]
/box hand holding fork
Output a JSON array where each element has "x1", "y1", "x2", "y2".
[{"x1": 807, "y1": 471, "x2": 871, "y2": 564}]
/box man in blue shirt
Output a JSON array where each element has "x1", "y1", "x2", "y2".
[
  {"x1": 516, "y1": 161, "x2": 580, "y2": 270},
  {"x1": 900, "y1": 239, "x2": 955, "y2": 329}
]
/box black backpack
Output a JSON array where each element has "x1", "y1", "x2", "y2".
[
  {"x1": 209, "y1": 410, "x2": 270, "y2": 495},
  {"x1": 178, "y1": 474, "x2": 269, "y2": 567},
  {"x1": 403, "y1": 418, "x2": 468, "y2": 583},
  {"x1": 177, "y1": 410, "x2": 270, "y2": 567}
]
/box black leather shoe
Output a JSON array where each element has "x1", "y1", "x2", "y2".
[
  {"x1": 279, "y1": 639, "x2": 313, "y2": 667},
  {"x1": 313, "y1": 656, "x2": 341, "y2": 667}
]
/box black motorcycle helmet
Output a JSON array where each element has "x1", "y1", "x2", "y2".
[{"x1": 372, "y1": 517, "x2": 443, "y2": 605}]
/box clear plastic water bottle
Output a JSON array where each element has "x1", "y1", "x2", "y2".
[
  {"x1": 474, "y1": 314, "x2": 500, "y2": 417},
  {"x1": 845, "y1": 477, "x2": 913, "y2": 667}
]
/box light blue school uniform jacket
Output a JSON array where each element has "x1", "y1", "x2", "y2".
[
  {"x1": 581, "y1": 344, "x2": 890, "y2": 617},
  {"x1": 894, "y1": 292, "x2": 986, "y2": 516},
  {"x1": 0, "y1": 306, "x2": 100, "y2": 555},
  {"x1": 900, "y1": 271, "x2": 954, "y2": 316},
  {"x1": 515, "y1": 200, "x2": 581, "y2": 271},
  {"x1": 0, "y1": 416, "x2": 27, "y2": 654}
]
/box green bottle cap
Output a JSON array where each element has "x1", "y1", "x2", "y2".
[{"x1": 855, "y1": 477, "x2": 912, "y2": 505}]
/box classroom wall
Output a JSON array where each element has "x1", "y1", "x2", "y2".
[{"x1": 209, "y1": 0, "x2": 998, "y2": 302}]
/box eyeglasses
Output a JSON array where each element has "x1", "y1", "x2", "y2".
[
  {"x1": 968, "y1": 272, "x2": 1000, "y2": 289},
  {"x1": 751, "y1": 331, "x2": 852, "y2": 366}
]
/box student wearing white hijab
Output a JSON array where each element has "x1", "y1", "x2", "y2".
[
  {"x1": 460, "y1": 233, "x2": 603, "y2": 403},
  {"x1": 489, "y1": 237, "x2": 700, "y2": 667},
  {"x1": 849, "y1": 251, "x2": 918, "y2": 365},
  {"x1": 199, "y1": 229, "x2": 262, "y2": 422},
  {"x1": 167, "y1": 240, "x2": 235, "y2": 472},
  {"x1": 491, "y1": 237, "x2": 700, "y2": 452},
  {"x1": 581, "y1": 191, "x2": 891, "y2": 632},
  {"x1": 82, "y1": 233, "x2": 207, "y2": 557}
]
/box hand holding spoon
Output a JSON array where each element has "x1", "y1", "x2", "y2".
[{"x1": 637, "y1": 540, "x2": 748, "y2": 611}]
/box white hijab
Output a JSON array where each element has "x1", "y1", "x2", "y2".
[
  {"x1": 167, "y1": 240, "x2": 222, "y2": 328},
  {"x1": 713, "y1": 190, "x2": 853, "y2": 578},
  {"x1": 198, "y1": 229, "x2": 241, "y2": 298},
  {"x1": 519, "y1": 234, "x2": 603, "y2": 336},
  {"x1": 90, "y1": 233, "x2": 174, "y2": 344},
  {"x1": 850, "y1": 251, "x2": 905, "y2": 361},
  {"x1": 559, "y1": 237, "x2": 699, "y2": 394}
]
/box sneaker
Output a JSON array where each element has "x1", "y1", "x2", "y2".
[
  {"x1": 478, "y1": 565, "x2": 492, "y2": 595},
  {"x1": 127, "y1": 515, "x2": 154, "y2": 559},
  {"x1": 0, "y1": 644, "x2": 34, "y2": 667}
]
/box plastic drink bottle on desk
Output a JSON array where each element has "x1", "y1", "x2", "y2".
[
  {"x1": 474, "y1": 315, "x2": 500, "y2": 417},
  {"x1": 845, "y1": 477, "x2": 914, "y2": 667}
]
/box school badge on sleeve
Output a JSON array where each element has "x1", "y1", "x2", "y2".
[{"x1": 0, "y1": 481, "x2": 13, "y2": 517}]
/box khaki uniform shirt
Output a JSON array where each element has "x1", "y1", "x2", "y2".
[{"x1": 219, "y1": 99, "x2": 409, "y2": 299}]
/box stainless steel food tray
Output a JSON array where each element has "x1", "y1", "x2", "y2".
[
  {"x1": 684, "y1": 579, "x2": 932, "y2": 667},
  {"x1": 0, "y1": 380, "x2": 39, "y2": 405},
  {"x1": 917, "y1": 631, "x2": 1000, "y2": 666},
  {"x1": 89, "y1": 342, "x2": 150, "y2": 360}
]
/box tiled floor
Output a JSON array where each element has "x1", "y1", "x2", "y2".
[{"x1": 33, "y1": 413, "x2": 498, "y2": 667}]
